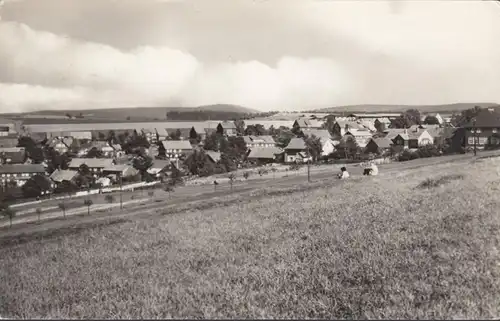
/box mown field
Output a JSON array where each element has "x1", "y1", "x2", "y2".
[{"x1": 1, "y1": 157, "x2": 500, "y2": 319}]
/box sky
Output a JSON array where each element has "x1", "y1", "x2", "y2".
[{"x1": 0, "y1": 0, "x2": 499, "y2": 112}]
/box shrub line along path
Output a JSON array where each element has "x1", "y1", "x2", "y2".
[{"x1": 1, "y1": 150, "x2": 499, "y2": 239}]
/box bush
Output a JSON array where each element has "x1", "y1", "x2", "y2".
[
  {"x1": 417, "y1": 145, "x2": 441, "y2": 158},
  {"x1": 258, "y1": 168, "x2": 269, "y2": 176},
  {"x1": 398, "y1": 150, "x2": 419, "y2": 162}
]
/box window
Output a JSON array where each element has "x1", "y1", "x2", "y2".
[
  {"x1": 494, "y1": 129, "x2": 498, "y2": 134},
  {"x1": 476, "y1": 129, "x2": 482, "y2": 133}
]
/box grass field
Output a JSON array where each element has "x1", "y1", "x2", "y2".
[{"x1": 1, "y1": 157, "x2": 500, "y2": 319}]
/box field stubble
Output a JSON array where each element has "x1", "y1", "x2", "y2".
[{"x1": 1, "y1": 158, "x2": 500, "y2": 318}]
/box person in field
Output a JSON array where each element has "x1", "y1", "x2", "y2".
[
  {"x1": 363, "y1": 161, "x2": 379, "y2": 176},
  {"x1": 338, "y1": 166, "x2": 350, "y2": 179}
]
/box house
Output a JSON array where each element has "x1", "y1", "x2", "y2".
[
  {"x1": 242, "y1": 135, "x2": 276, "y2": 149},
  {"x1": 302, "y1": 129, "x2": 335, "y2": 156},
  {"x1": 49, "y1": 169, "x2": 78, "y2": 184},
  {"x1": 364, "y1": 137, "x2": 393, "y2": 154},
  {"x1": 160, "y1": 140, "x2": 193, "y2": 159},
  {"x1": 0, "y1": 147, "x2": 26, "y2": 164},
  {"x1": 292, "y1": 118, "x2": 323, "y2": 131},
  {"x1": 138, "y1": 128, "x2": 157, "y2": 143},
  {"x1": 102, "y1": 164, "x2": 139, "y2": 181},
  {"x1": 205, "y1": 151, "x2": 221, "y2": 164},
  {"x1": 0, "y1": 137, "x2": 19, "y2": 148},
  {"x1": 247, "y1": 147, "x2": 283, "y2": 164},
  {"x1": 344, "y1": 129, "x2": 373, "y2": 148},
  {"x1": 391, "y1": 128, "x2": 434, "y2": 150},
  {"x1": 71, "y1": 131, "x2": 92, "y2": 141},
  {"x1": 68, "y1": 158, "x2": 114, "y2": 175},
  {"x1": 147, "y1": 159, "x2": 175, "y2": 178},
  {"x1": 79, "y1": 141, "x2": 120, "y2": 158},
  {"x1": 0, "y1": 117, "x2": 17, "y2": 136},
  {"x1": 0, "y1": 164, "x2": 46, "y2": 187},
  {"x1": 191, "y1": 124, "x2": 207, "y2": 140},
  {"x1": 47, "y1": 137, "x2": 73, "y2": 154},
  {"x1": 462, "y1": 108, "x2": 500, "y2": 148},
  {"x1": 155, "y1": 128, "x2": 169, "y2": 141},
  {"x1": 284, "y1": 138, "x2": 310, "y2": 163},
  {"x1": 332, "y1": 121, "x2": 366, "y2": 137},
  {"x1": 217, "y1": 121, "x2": 237, "y2": 136}
]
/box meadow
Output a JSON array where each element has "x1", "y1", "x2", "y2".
[{"x1": 1, "y1": 157, "x2": 500, "y2": 319}]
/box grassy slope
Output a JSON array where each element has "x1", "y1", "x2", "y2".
[{"x1": 1, "y1": 158, "x2": 500, "y2": 318}]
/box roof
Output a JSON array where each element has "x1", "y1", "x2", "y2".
[
  {"x1": 218, "y1": 121, "x2": 236, "y2": 129},
  {"x1": 0, "y1": 164, "x2": 45, "y2": 174},
  {"x1": 0, "y1": 137, "x2": 19, "y2": 148},
  {"x1": 50, "y1": 169, "x2": 78, "y2": 182},
  {"x1": 0, "y1": 147, "x2": 24, "y2": 153},
  {"x1": 463, "y1": 108, "x2": 500, "y2": 128},
  {"x1": 191, "y1": 124, "x2": 206, "y2": 134},
  {"x1": 247, "y1": 147, "x2": 283, "y2": 159},
  {"x1": 206, "y1": 151, "x2": 221, "y2": 163},
  {"x1": 103, "y1": 165, "x2": 138, "y2": 176},
  {"x1": 243, "y1": 135, "x2": 276, "y2": 144},
  {"x1": 150, "y1": 159, "x2": 172, "y2": 170},
  {"x1": 369, "y1": 137, "x2": 392, "y2": 149},
  {"x1": 295, "y1": 118, "x2": 323, "y2": 128},
  {"x1": 161, "y1": 140, "x2": 193, "y2": 150},
  {"x1": 285, "y1": 138, "x2": 307, "y2": 150},
  {"x1": 303, "y1": 129, "x2": 331, "y2": 140},
  {"x1": 394, "y1": 133, "x2": 410, "y2": 141},
  {"x1": 68, "y1": 158, "x2": 114, "y2": 168},
  {"x1": 155, "y1": 128, "x2": 169, "y2": 137},
  {"x1": 71, "y1": 131, "x2": 92, "y2": 140},
  {"x1": 336, "y1": 120, "x2": 365, "y2": 131},
  {"x1": 350, "y1": 113, "x2": 401, "y2": 118},
  {"x1": 384, "y1": 129, "x2": 407, "y2": 140},
  {"x1": 345, "y1": 129, "x2": 373, "y2": 137}
]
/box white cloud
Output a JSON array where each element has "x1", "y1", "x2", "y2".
[
  {"x1": 0, "y1": 21, "x2": 352, "y2": 112},
  {"x1": 0, "y1": 0, "x2": 499, "y2": 112}
]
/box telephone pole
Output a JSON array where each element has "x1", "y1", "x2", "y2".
[
  {"x1": 473, "y1": 118, "x2": 477, "y2": 156},
  {"x1": 307, "y1": 146, "x2": 311, "y2": 183},
  {"x1": 119, "y1": 175, "x2": 123, "y2": 210}
]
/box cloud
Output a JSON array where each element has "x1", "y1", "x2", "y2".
[
  {"x1": 0, "y1": 21, "x2": 352, "y2": 112},
  {"x1": 1, "y1": 0, "x2": 500, "y2": 113}
]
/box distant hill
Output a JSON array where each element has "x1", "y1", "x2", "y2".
[
  {"x1": 309, "y1": 103, "x2": 500, "y2": 114},
  {"x1": 5, "y1": 104, "x2": 259, "y2": 121}
]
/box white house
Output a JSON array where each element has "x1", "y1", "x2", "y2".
[
  {"x1": 344, "y1": 129, "x2": 373, "y2": 148},
  {"x1": 302, "y1": 129, "x2": 335, "y2": 156},
  {"x1": 160, "y1": 140, "x2": 193, "y2": 159}
]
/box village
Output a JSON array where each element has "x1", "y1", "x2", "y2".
[{"x1": 0, "y1": 106, "x2": 495, "y2": 209}]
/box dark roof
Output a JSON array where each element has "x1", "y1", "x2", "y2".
[
  {"x1": 285, "y1": 138, "x2": 307, "y2": 150},
  {"x1": 369, "y1": 137, "x2": 392, "y2": 149},
  {"x1": 463, "y1": 109, "x2": 500, "y2": 128},
  {"x1": 0, "y1": 164, "x2": 45, "y2": 174},
  {"x1": 247, "y1": 147, "x2": 283, "y2": 159},
  {"x1": 0, "y1": 137, "x2": 18, "y2": 148}
]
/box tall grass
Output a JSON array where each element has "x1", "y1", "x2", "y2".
[{"x1": 1, "y1": 159, "x2": 500, "y2": 318}]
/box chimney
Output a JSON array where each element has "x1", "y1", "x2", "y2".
[
  {"x1": 404, "y1": 128, "x2": 408, "y2": 135},
  {"x1": 345, "y1": 124, "x2": 349, "y2": 131}
]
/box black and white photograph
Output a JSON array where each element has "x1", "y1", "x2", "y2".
[{"x1": 0, "y1": 0, "x2": 500, "y2": 318}]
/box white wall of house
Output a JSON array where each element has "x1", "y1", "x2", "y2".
[
  {"x1": 321, "y1": 140, "x2": 335, "y2": 156},
  {"x1": 417, "y1": 131, "x2": 434, "y2": 146}
]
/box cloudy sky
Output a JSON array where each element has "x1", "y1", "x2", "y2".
[{"x1": 0, "y1": 0, "x2": 499, "y2": 112}]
